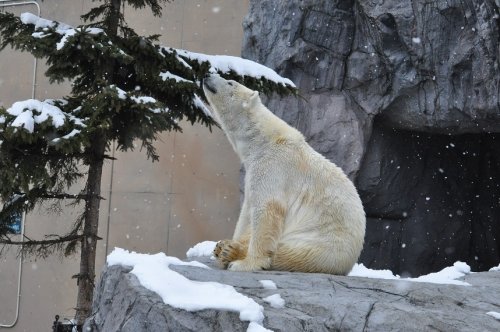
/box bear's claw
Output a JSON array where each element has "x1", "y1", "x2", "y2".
[{"x1": 213, "y1": 239, "x2": 246, "y2": 269}]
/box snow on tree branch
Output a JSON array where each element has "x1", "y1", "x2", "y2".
[
  {"x1": 173, "y1": 48, "x2": 296, "y2": 88},
  {"x1": 20, "y1": 13, "x2": 105, "y2": 50},
  {"x1": 20, "y1": 12, "x2": 73, "y2": 34},
  {"x1": 160, "y1": 71, "x2": 194, "y2": 84},
  {"x1": 5, "y1": 99, "x2": 84, "y2": 134},
  {"x1": 16, "y1": 12, "x2": 295, "y2": 91}
]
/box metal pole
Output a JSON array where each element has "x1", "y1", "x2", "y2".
[{"x1": 0, "y1": 0, "x2": 40, "y2": 328}]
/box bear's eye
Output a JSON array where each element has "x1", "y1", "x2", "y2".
[{"x1": 228, "y1": 82, "x2": 233, "y2": 86}]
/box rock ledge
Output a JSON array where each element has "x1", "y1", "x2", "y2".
[{"x1": 84, "y1": 258, "x2": 500, "y2": 331}]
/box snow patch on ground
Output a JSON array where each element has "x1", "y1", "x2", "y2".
[
  {"x1": 411, "y1": 262, "x2": 471, "y2": 285},
  {"x1": 109, "y1": 244, "x2": 500, "y2": 331},
  {"x1": 263, "y1": 294, "x2": 285, "y2": 309},
  {"x1": 348, "y1": 263, "x2": 398, "y2": 280},
  {"x1": 108, "y1": 248, "x2": 267, "y2": 331},
  {"x1": 247, "y1": 322, "x2": 273, "y2": 332},
  {"x1": 489, "y1": 263, "x2": 500, "y2": 272},
  {"x1": 187, "y1": 241, "x2": 474, "y2": 286},
  {"x1": 186, "y1": 240, "x2": 217, "y2": 259},
  {"x1": 349, "y1": 262, "x2": 472, "y2": 286},
  {"x1": 259, "y1": 280, "x2": 278, "y2": 290},
  {"x1": 486, "y1": 311, "x2": 500, "y2": 320}
]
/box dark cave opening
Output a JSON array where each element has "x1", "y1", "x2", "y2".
[{"x1": 357, "y1": 119, "x2": 500, "y2": 276}]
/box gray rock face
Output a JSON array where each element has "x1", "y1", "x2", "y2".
[
  {"x1": 84, "y1": 260, "x2": 500, "y2": 331},
  {"x1": 242, "y1": 0, "x2": 500, "y2": 275}
]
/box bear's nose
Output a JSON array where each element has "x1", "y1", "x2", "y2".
[{"x1": 203, "y1": 76, "x2": 217, "y2": 94}]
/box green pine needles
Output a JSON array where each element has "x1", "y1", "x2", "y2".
[
  {"x1": 0, "y1": 0, "x2": 295, "y2": 248},
  {"x1": 0, "y1": 0, "x2": 295, "y2": 323}
]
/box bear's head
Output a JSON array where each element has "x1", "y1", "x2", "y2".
[{"x1": 203, "y1": 74, "x2": 260, "y2": 124}]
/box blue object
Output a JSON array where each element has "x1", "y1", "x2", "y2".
[{"x1": 8, "y1": 212, "x2": 22, "y2": 234}]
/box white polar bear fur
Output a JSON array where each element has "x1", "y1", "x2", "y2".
[{"x1": 203, "y1": 74, "x2": 366, "y2": 275}]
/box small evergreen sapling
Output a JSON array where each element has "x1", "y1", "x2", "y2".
[{"x1": 0, "y1": 0, "x2": 295, "y2": 324}]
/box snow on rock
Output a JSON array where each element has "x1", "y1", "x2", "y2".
[
  {"x1": 349, "y1": 261, "x2": 472, "y2": 286},
  {"x1": 263, "y1": 294, "x2": 285, "y2": 309},
  {"x1": 489, "y1": 263, "x2": 500, "y2": 272},
  {"x1": 259, "y1": 280, "x2": 278, "y2": 290},
  {"x1": 87, "y1": 247, "x2": 500, "y2": 332},
  {"x1": 247, "y1": 322, "x2": 273, "y2": 332},
  {"x1": 186, "y1": 240, "x2": 217, "y2": 258},
  {"x1": 187, "y1": 241, "x2": 472, "y2": 286},
  {"x1": 486, "y1": 311, "x2": 500, "y2": 320},
  {"x1": 411, "y1": 261, "x2": 471, "y2": 286},
  {"x1": 107, "y1": 248, "x2": 267, "y2": 330},
  {"x1": 349, "y1": 263, "x2": 399, "y2": 280}
]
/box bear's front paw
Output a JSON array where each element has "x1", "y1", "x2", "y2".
[
  {"x1": 228, "y1": 257, "x2": 271, "y2": 272},
  {"x1": 213, "y1": 239, "x2": 246, "y2": 269},
  {"x1": 213, "y1": 240, "x2": 225, "y2": 258}
]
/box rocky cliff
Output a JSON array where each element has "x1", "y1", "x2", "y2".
[
  {"x1": 84, "y1": 259, "x2": 500, "y2": 331},
  {"x1": 241, "y1": 0, "x2": 500, "y2": 276}
]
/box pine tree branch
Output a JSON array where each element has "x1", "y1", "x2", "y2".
[
  {"x1": 40, "y1": 193, "x2": 106, "y2": 200},
  {"x1": 0, "y1": 233, "x2": 84, "y2": 246},
  {"x1": 0, "y1": 137, "x2": 115, "y2": 160}
]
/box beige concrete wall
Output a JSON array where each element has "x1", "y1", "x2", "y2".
[{"x1": 0, "y1": 1, "x2": 246, "y2": 330}]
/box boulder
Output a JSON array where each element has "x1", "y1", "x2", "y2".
[
  {"x1": 84, "y1": 259, "x2": 500, "y2": 331},
  {"x1": 241, "y1": 0, "x2": 500, "y2": 275}
]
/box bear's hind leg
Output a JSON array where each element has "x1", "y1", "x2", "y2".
[
  {"x1": 213, "y1": 239, "x2": 248, "y2": 269},
  {"x1": 271, "y1": 244, "x2": 353, "y2": 275},
  {"x1": 228, "y1": 200, "x2": 285, "y2": 272}
]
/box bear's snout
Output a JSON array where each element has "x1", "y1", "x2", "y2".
[{"x1": 203, "y1": 75, "x2": 218, "y2": 94}]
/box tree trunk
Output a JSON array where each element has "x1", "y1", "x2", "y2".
[
  {"x1": 74, "y1": 135, "x2": 106, "y2": 325},
  {"x1": 75, "y1": 0, "x2": 121, "y2": 325}
]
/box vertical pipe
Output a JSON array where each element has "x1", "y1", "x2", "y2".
[{"x1": 0, "y1": 1, "x2": 40, "y2": 328}]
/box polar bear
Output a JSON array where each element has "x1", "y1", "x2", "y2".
[{"x1": 203, "y1": 74, "x2": 366, "y2": 275}]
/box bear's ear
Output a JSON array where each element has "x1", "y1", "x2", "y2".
[
  {"x1": 249, "y1": 91, "x2": 260, "y2": 105},
  {"x1": 243, "y1": 91, "x2": 260, "y2": 109}
]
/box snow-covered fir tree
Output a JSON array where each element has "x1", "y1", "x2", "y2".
[{"x1": 0, "y1": 0, "x2": 295, "y2": 324}]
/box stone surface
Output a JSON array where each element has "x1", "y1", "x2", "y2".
[
  {"x1": 241, "y1": 0, "x2": 500, "y2": 275},
  {"x1": 84, "y1": 259, "x2": 500, "y2": 332},
  {"x1": 358, "y1": 125, "x2": 500, "y2": 275}
]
